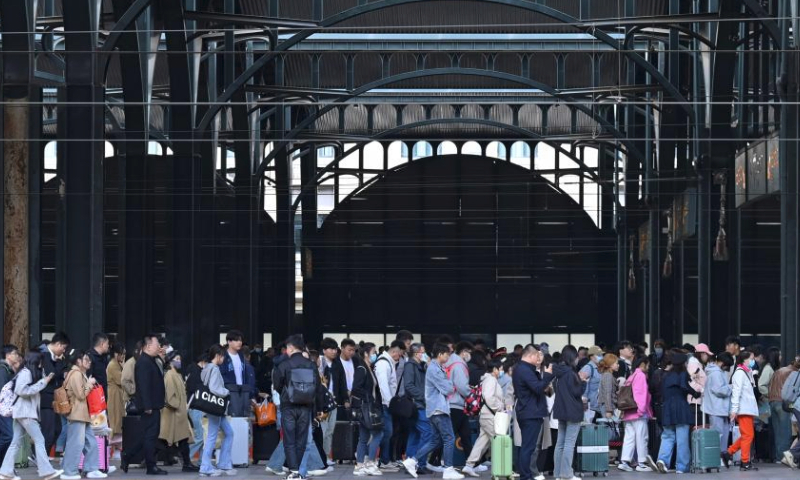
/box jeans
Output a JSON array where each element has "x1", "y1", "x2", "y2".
[
  {"x1": 357, "y1": 424, "x2": 384, "y2": 463},
  {"x1": 0, "y1": 416, "x2": 12, "y2": 466},
  {"x1": 188, "y1": 409, "x2": 205, "y2": 459},
  {"x1": 658, "y1": 424, "x2": 690, "y2": 473},
  {"x1": 770, "y1": 401, "x2": 792, "y2": 460},
  {"x1": 0, "y1": 419, "x2": 57, "y2": 477},
  {"x1": 62, "y1": 421, "x2": 99, "y2": 476},
  {"x1": 414, "y1": 414, "x2": 455, "y2": 468},
  {"x1": 790, "y1": 411, "x2": 800, "y2": 460},
  {"x1": 621, "y1": 418, "x2": 649, "y2": 463},
  {"x1": 709, "y1": 415, "x2": 730, "y2": 454},
  {"x1": 280, "y1": 405, "x2": 312, "y2": 471},
  {"x1": 320, "y1": 408, "x2": 338, "y2": 459},
  {"x1": 269, "y1": 424, "x2": 325, "y2": 476},
  {"x1": 123, "y1": 409, "x2": 161, "y2": 470},
  {"x1": 200, "y1": 415, "x2": 233, "y2": 474},
  {"x1": 379, "y1": 406, "x2": 393, "y2": 464},
  {"x1": 406, "y1": 410, "x2": 433, "y2": 465},
  {"x1": 553, "y1": 422, "x2": 580, "y2": 479},
  {"x1": 56, "y1": 415, "x2": 68, "y2": 452},
  {"x1": 517, "y1": 418, "x2": 543, "y2": 480}
]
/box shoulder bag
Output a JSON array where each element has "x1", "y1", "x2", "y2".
[{"x1": 188, "y1": 368, "x2": 230, "y2": 417}]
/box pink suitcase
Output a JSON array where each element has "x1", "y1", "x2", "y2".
[{"x1": 79, "y1": 435, "x2": 110, "y2": 473}]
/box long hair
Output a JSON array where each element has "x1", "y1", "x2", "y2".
[{"x1": 23, "y1": 350, "x2": 44, "y2": 383}]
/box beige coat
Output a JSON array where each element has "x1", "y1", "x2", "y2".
[
  {"x1": 159, "y1": 369, "x2": 192, "y2": 445},
  {"x1": 106, "y1": 359, "x2": 125, "y2": 435},
  {"x1": 65, "y1": 366, "x2": 92, "y2": 423},
  {"x1": 121, "y1": 357, "x2": 136, "y2": 400}
]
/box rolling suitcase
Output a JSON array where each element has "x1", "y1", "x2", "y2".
[
  {"x1": 252, "y1": 424, "x2": 280, "y2": 464},
  {"x1": 574, "y1": 423, "x2": 609, "y2": 476},
  {"x1": 122, "y1": 415, "x2": 145, "y2": 464},
  {"x1": 691, "y1": 411, "x2": 721, "y2": 473},
  {"x1": 332, "y1": 421, "x2": 359, "y2": 462},
  {"x1": 217, "y1": 416, "x2": 250, "y2": 467},
  {"x1": 80, "y1": 435, "x2": 111, "y2": 473},
  {"x1": 491, "y1": 434, "x2": 513, "y2": 479}
]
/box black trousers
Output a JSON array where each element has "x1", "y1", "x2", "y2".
[
  {"x1": 124, "y1": 410, "x2": 161, "y2": 470},
  {"x1": 281, "y1": 406, "x2": 312, "y2": 471},
  {"x1": 450, "y1": 409, "x2": 473, "y2": 460},
  {"x1": 518, "y1": 418, "x2": 543, "y2": 480},
  {"x1": 41, "y1": 408, "x2": 61, "y2": 454}
]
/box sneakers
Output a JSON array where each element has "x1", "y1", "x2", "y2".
[
  {"x1": 379, "y1": 463, "x2": 399, "y2": 473},
  {"x1": 86, "y1": 472, "x2": 107, "y2": 479},
  {"x1": 286, "y1": 472, "x2": 307, "y2": 480},
  {"x1": 325, "y1": 466, "x2": 335, "y2": 473},
  {"x1": 461, "y1": 465, "x2": 479, "y2": 477},
  {"x1": 739, "y1": 462, "x2": 758, "y2": 471},
  {"x1": 721, "y1": 451, "x2": 731, "y2": 469},
  {"x1": 354, "y1": 464, "x2": 368, "y2": 477},
  {"x1": 307, "y1": 469, "x2": 328, "y2": 477},
  {"x1": 59, "y1": 476, "x2": 81, "y2": 480},
  {"x1": 199, "y1": 470, "x2": 222, "y2": 477},
  {"x1": 533, "y1": 475, "x2": 545, "y2": 480},
  {"x1": 783, "y1": 451, "x2": 798, "y2": 469},
  {"x1": 42, "y1": 470, "x2": 64, "y2": 480},
  {"x1": 617, "y1": 461, "x2": 633, "y2": 472},
  {"x1": 106, "y1": 467, "x2": 117, "y2": 475},
  {"x1": 655, "y1": 459, "x2": 668, "y2": 474},
  {"x1": 219, "y1": 469, "x2": 237, "y2": 476},
  {"x1": 645, "y1": 455, "x2": 658, "y2": 472},
  {"x1": 426, "y1": 463, "x2": 444, "y2": 473},
  {"x1": 475, "y1": 465, "x2": 488, "y2": 473},
  {"x1": 442, "y1": 467, "x2": 465, "y2": 480},
  {"x1": 635, "y1": 465, "x2": 653, "y2": 472},
  {"x1": 0, "y1": 474, "x2": 20, "y2": 480},
  {"x1": 401, "y1": 458, "x2": 419, "y2": 478},
  {"x1": 264, "y1": 467, "x2": 284, "y2": 475},
  {"x1": 364, "y1": 461, "x2": 382, "y2": 476}
]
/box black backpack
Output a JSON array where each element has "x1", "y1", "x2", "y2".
[{"x1": 287, "y1": 367, "x2": 316, "y2": 405}]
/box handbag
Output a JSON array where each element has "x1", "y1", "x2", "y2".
[
  {"x1": 125, "y1": 397, "x2": 141, "y2": 416},
  {"x1": 254, "y1": 401, "x2": 277, "y2": 427},
  {"x1": 350, "y1": 396, "x2": 384, "y2": 430},
  {"x1": 87, "y1": 386, "x2": 107, "y2": 415},
  {"x1": 188, "y1": 369, "x2": 230, "y2": 417},
  {"x1": 388, "y1": 374, "x2": 415, "y2": 419},
  {"x1": 616, "y1": 384, "x2": 637, "y2": 411}
]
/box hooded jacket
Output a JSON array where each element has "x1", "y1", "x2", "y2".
[
  {"x1": 444, "y1": 353, "x2": 471, "y2": 410},
  {"x1": 11, "y1": 367, "x2": 50, "y2": 420},
  {"x1": 374, "y1": 352, "x2": 398, "y2": 408},
  {"x1": 512, "y1": 361, "x2": 553, "y2": 420},
  {"x1": 551, "y1": 363, "x2": 585, "y2": 424},
  {"x1": 730, "y1": 366, "x2": 759, "y2": 417},
  {"x1": 701, "y1": 363, "x2": 731, "y2": 417},
  {"x1": 403, "y1": 357, "x2": 426, "y2": 410}
]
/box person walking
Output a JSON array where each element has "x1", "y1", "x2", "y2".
[
  {"x1": 220, "y1": 331, "x2": 249, "y2": 417},
  {"x1": 60, "y1": 350, "x2": 106, "y2": 480},
  {"x1": 121, "y1": 334, "x2": 167, "y2": 476},
  {"x1": 0, "y1": 350, "x2": 63, "y2": 480},
  {"x1": 185, "y1": 353, "x2": 207, "y2": 461},
  {"x1": 350, "y1": 344, "x2": 384, "y2": 476},
  {"x1": 273, "y1": 335, "x2": 320, "y2": 480},
  {"x1": 655, "y1": 353, "x2": 698, "y2": 474},
  {"x1": 373, "y1": 341, "x2": 403, "y2": 470},
  {"x1": 198, "y1": 344, "x2": 235, "y2": 477},
  {"x1": 106, "y1": 344, "x2": 125, "y2": 446},
  {"x1": 401, "y1": 343, "x2": 464, "y2": 480},
  {"x1": 579, "y1": 346, "x2": 603, "y2": 423},
  {"x1": 723, "y1": 350, "x2": 760, "y2": 471},
  {"x1": 159, "y1": 352, "x2": 198, "y2": 472},
  {"x1": 443, "y1": 342, "x2": 474, "y2": 475},
  {"x1": 702, "y1": 353, "x2": 734, "y2": 458},
  {"x1": 319, "y1": 338, "x2": 347, "y2": 464},
  {"x1": 551, "y1": 345, "x2": 587, "y2": 480},
  {"x1": 462, "y1": 359, "x2": 506, "y2": 477},
  {"x1": 617, "y1": 356, "x2": 653, "y2": 473},
  {"x1": 0, "y1": 346, "x2": 20, "y2": 466},
  {"x1": 39, "y1": 333, "x2": 69, "y2": 457},
  {"x1": 513, "y1": 345, "x2": 553, "y2": 480},
  {"x1": 403, "y1": 343, "x2": 433, "y2": 475}
]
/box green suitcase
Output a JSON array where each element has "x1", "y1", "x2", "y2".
[
  {"x1": 575, "y1": 423, "x2": 609, "y2": 476},
  {"x1": 491, "y1": 434, "x2": 513, "y2": 479}
]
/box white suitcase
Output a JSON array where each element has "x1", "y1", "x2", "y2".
[{"x1": 217, "y1": 416, "x2": 251, "y2": 467}]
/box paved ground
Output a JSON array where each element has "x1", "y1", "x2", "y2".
[{"x1": 20, "y1": 461, "x2": 797, "y2": 479}]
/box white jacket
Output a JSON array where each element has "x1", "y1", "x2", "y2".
[
  {"x1": 374, "y1": 352, "x2": 397, "y2": 407},
  {"x1": 730, "y1": 367, "x2": 759, "y2": 417}
]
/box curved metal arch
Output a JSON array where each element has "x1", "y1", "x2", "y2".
[
  {"x1": 289, "y1": 117, "x2": 618, "y2": 212},
  {"x1": 740, "y1": 0, "x2": 781, "y2": 45},
  {"x1": 321, "y1": 153, "x2": 600, "y2": 230},
  {"x1": 258, "y1": 68, "x2": 642, "y2": 179},
  {"x1": 197, "y1": 0, "x2": 693, "y2": 133}
]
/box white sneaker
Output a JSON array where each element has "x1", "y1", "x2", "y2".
[
  {"x1": 199, "y1": 471, "x2": 222, "y2": 477},
  {"x1": 307, "y1": 469, "x2": 328, "y2": 477},
  {"x1": 379, "y1": 463, "x2": 399, "y2": 473},
  {"x1": 617, "y1": 462, "x2": 633, "y2": 472},
  {"x1": 265, "y1": 467, "x2": 284, "y2": 475},
  {"x1": 354, "y1": 464, "x2": 368, "y2": 476},
  {"x1": 59, "y1": 476, "x2": 81, "y2": 480},
  {"x1": 219, "y1": 469, "x2": 237, "y2": 476},
  {"x1": 475, "y1": 465, "x2": 488, "y2": 473},
  {"x1": 443, "y1": 467, "x2": 465, "y2": 480},
  {"x1": 783, "y1": 451, "x2": 797, "y2": 469},
  {"x1": 0, "y1": 475, "x2": 20, "y2": 480},
  {"x1": 86, "y1": 472, "x2": 107, "y2": 479},
  {"x1": 635, "y1": 465, "x2": 653, "y2": 472},
  {"x1": 427, "y1": 463, "x2": 444, "y2": 473},
  {"x1": 105, "y1": 466, "x2": 117, "y2": 474},
  {"x1": 461, "y1": 465, "x2": 479, "y2": 477},
  {"x1": 656, "y1": 459, "x2": 668, "y2": 473},
  {"x1": 325, "y1": 466, "x2": 335, "y2": 473},
  {"x1": 42, "y1": 470, "x2": 63, "y2": 480},
  {"x1": 365, "y1": 462, "x2": 382, "y2": 476},
  {"x1": 402, "y1": 458, "x2": 419, "y2": 478},
  {"x1": 534, "y1": 475, "x2": 545, "y2": 480}
]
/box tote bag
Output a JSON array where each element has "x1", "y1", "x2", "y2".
[{"x1": 189, "y1": 368, "x2": 230, "y2": 417}]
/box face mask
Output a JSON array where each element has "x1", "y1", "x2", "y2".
[
  {"x1": 463, "y1": 353, "x2": 472, "y2": 363},
  {"x1": 595, "y1": 355, "x2": 603, "y2": 363},
  {"x1": 499, "y1": 371, "x2": 506, "y2": 378},
  {"x1": 420, "y1": 353, "x2": 430, "y2": 363},
  {"x1": 655, "y1": 348, "x2": 664, "y2": 356},
  {"x1": 748, "y1": 359, "x2": 756, "y2": 369},
  {"x1": 171, "y1": 360, "x2": 181, "y2": 370},
  {"x1": 369, "y1": 353, "x2": 378, "y2": 364}
]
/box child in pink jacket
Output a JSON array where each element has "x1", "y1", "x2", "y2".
[{"x1": 618, "y1": 357, "x2": 654, "y2": 472}]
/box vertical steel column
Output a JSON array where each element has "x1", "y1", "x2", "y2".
[
  {"x1": 59, "y1": 0, "x2": 105, "y2": 345},
  {"x1": 301, "y1": 145, "x2": 318, "y2": 343}
]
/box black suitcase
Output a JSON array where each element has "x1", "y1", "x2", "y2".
[
  {"x1": 122, "y1": 415, "x2": 145, "y2": 464},
  {"x1": 252, "y1": 425, "x2": 280, "y2": 464},
  {"x1": 332, "y1": 421, "x2": 359, "y2": 463}
]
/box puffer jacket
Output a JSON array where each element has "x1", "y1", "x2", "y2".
[
  {"x1": 701, "y1": 363, "x2": 731, "y2": 417},
  {"x1": 730, "y1": 366, "x2": 759, "y2": 417},
  {"x1": 403, "y1": 358, "x2": 426, "y2": 410}
]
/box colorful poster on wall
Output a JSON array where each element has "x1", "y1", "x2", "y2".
[
  {"x1": 673, "y1": 188, "x2": 697, "y2": 243},
  {"x1": 767, "y1": 135, "x2": 779, "y2": 193},
  {"x1": 747, "y1": 141, "x2": 767, "y2": 200},
  {"x1": 735, "y1": 150, "x2": 747, "y2": 207}
]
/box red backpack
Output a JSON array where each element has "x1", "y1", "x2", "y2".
[{"x1": 463, "y1": 385, "x2": 483, "y2": 416}]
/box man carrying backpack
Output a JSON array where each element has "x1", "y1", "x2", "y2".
[{"x1": 273, "y1": 335, "x2": 319, "y2": 480}]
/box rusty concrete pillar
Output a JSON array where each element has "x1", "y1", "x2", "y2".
[{"x1": 3, "y1": 95, "x2": 30, "y2": 349}]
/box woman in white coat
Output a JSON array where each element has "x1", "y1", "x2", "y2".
[
  {"x1": 462, "y1": 360, "x2": 507, "y2": 477},
  {"x1": 722, "y1": 350, "x2": 760, "y2": 472}
]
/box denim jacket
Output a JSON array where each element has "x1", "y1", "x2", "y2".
[{"x1": 425, "y1": 362, "x2": 454, "y2": 418}]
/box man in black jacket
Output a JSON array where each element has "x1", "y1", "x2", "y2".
[
  {"x1": 122, "y1": 334, "x2": 167, "y2": 476},
  {"x1": 0, "y1": 345, "x2": 19, "y2": 466},
  {"x1": 319, "y1": 337, "x2": 347, "y2": 462},
  {"x1": 88, "y1": 332, "x2": 110, "y2": 395},
  {"x1": 513, "y1": 344, "x2": 554, "y2": 480},
  {"x1": 273, "y1": 335, "x2": 319, "y2": 480},
  {"x1": 40, "y1": 332, "x2": 70, "y2": 455}
]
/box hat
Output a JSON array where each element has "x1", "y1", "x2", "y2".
[
  {"x1": 492, "y1": 347, "x2": 507, "y2": 358},
  {"x1": 670, "y1": 353, "x2": 688, "y2": 366},
  {"x1": 694, "y1": 343, "x2": 713, "y2": 355},
  {"x1": 539, "y1": 342, "x2": 550, "y2": 353},
  {"x1": 587, "y1": 346, "x2": 603, "y2": 357}
]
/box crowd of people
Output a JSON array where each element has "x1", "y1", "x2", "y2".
[{"x1": 0, "y1": 330, "x2": 798, "y2": 480}]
